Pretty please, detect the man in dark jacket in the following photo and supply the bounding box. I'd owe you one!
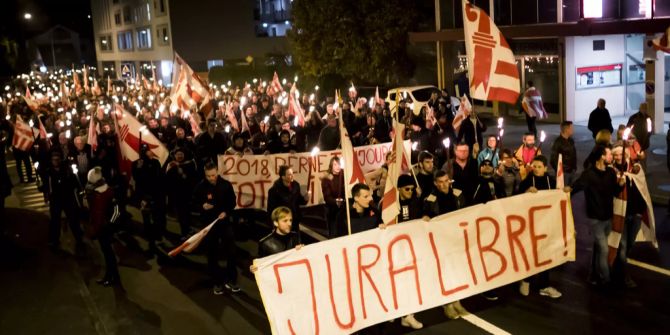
[166,147,198,238]
[318,114,340,151]
[193,162,239,295]
[422,170,460,220]
[396,174,422,223]
[43,151,84,251]
[442,142,479,206]
[571,145,624,286]
[257,206,301,258]
[413,151,435,201]
[550,121,577,186]
[131,145,166,250]
[472,159,507,205]
[195,119,227,168]
[587,99,613,139]
[336,183,380,236]
[627,102,651,152]
[267,165,308,232]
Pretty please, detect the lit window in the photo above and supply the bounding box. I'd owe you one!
[157,25,170,45]
[583,0,602,18]
[207,60,224,69]
[100,35,113,51]
[137,28,152,49]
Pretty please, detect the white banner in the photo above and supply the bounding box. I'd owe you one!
[254,190,575,334]
[218,142,405,209]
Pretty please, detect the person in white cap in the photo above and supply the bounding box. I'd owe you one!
[85,167,121,287]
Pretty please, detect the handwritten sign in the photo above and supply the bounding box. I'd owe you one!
[253,190,575,334]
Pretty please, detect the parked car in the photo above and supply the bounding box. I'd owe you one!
[385,85,439,116]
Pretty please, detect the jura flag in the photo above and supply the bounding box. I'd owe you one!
[339,109,366,199]
[170,53,212,117]
[112,105,169,176]
[267,71,283,97]
[12,115,36,151]
[381,121,406,225]
[23,87,39,112]
[462,0,520,104]
[556,154,564,189]
[168,219,218,257]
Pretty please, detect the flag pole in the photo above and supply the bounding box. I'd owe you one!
[337,101,353,236]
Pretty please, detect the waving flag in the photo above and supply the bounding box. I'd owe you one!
[170,53,213,117]
[168,219,218,257]
[381,121,406,225]
[88,116,99,152]
[72,67,83,96]
[374,86,384,107]
[112,105,169,177]
[12,115,36,151]
[339,108,366,199]
[266,71,283,97]
[107,76,113,94]
[288,83,306,127]
[23,87,39,112]
[83,66,90,93]
[462,0,520,104]
[556,154,564,189]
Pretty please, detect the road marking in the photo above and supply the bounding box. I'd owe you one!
[462,314,511,335]
[629,258,670,277]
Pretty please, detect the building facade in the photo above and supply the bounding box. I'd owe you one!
[411,0,670,132]
[90,0,174,83]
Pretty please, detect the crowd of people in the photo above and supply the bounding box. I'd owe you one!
[0,69,658,331]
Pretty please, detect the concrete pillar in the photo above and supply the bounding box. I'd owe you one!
[654,50,665,134]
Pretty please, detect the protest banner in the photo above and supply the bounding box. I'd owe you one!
[218,141,410,209]
[253,190,575,334]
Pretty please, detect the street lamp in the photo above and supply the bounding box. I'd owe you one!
[24,13,32,20]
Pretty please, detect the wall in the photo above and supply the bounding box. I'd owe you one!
[564,34,626,122]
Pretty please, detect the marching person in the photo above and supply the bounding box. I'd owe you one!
[42,151,84,252]
[165,147,198,239]
[494,148,521,197]
[257,206,301,258]
[611,145,647,288]
[421,170,467,319]
[267,165,309,233]
[442,142,478,206]
[85,167,121,287]
[550,121,577,186]
[571,145,624,287]
[626,102,651,159]
[514,133,542,180]
[193,162,239,295]
[321,157,345,238]
[335,183,380,236]
[517,155,563,298]
[413,151,435,200]
[477,135,499,168]
[588,99,613,139]
[521,81,546,138]
[131,145,166,251]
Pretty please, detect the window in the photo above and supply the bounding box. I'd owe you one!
[123,6,132,23]
[155,0,167,16]
[156,25,169,45]
[99,35,113,51]
[207,60,224,70]
[102,61,116,78]
[114,12,121,26]
[117,31,133,51]
[136,28,152,49]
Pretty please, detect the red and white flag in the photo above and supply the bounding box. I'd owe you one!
[266,71,283,97]
[83,66,90,93]
[170,53,213,118]
[288,83,305,127]
[462,0,520,104]
[168,219,219,257]
[522,86,548,119]
[107,76,113,94]
[240,106,250,134]
[381,121,406,225]
[72,67,83,96]
[92,77,102,96]
[112,105,169,177]
[36,116,50,150]
[225,102,239,132]
[151,62,160,92]
[23,87,39,112]
[556,153,564,189]
[339,108,366,199]
[88,115,98,152]
[12,115,36,151]
[374,86,384,107]
[348,82,358,100]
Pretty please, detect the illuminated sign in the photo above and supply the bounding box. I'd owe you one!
[583,0,603,18]
[576,63,623,90]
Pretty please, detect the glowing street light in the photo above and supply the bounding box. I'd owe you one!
[24,13,32,20]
